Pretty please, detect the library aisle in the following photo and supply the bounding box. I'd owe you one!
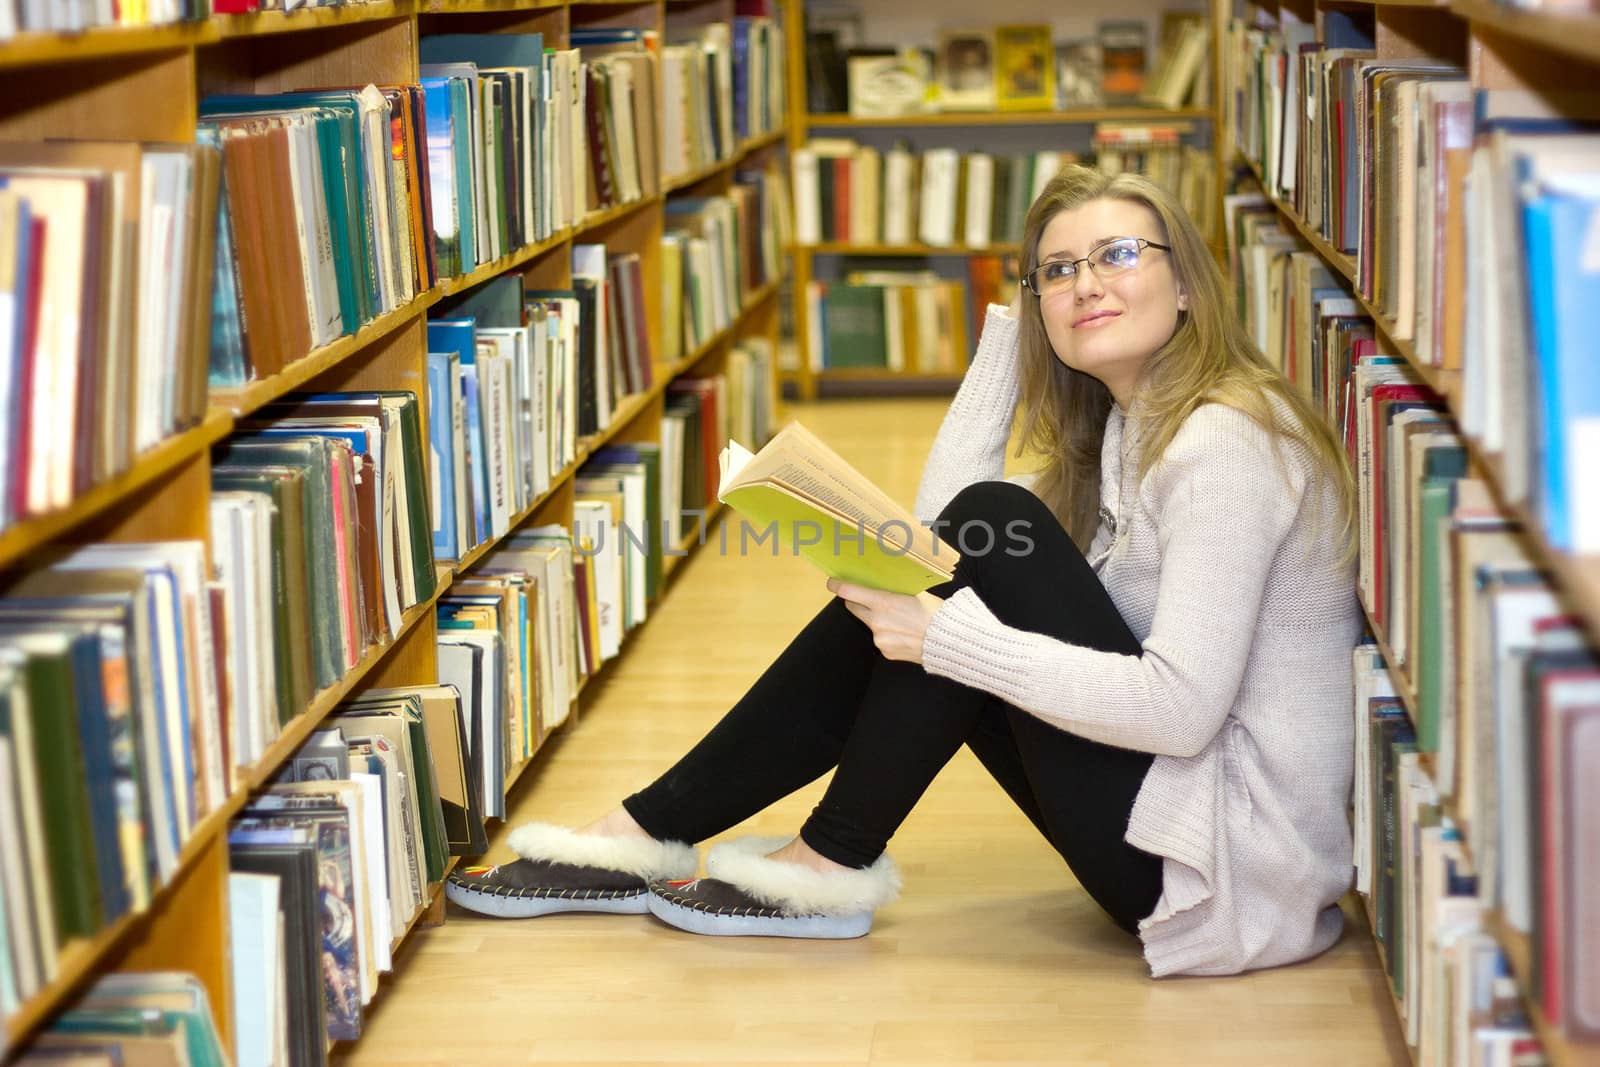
[333,398,1407,1067]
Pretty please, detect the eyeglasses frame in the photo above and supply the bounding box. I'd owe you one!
[1021,237,1174,297]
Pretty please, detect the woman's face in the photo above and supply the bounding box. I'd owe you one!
[1034,198,1186,408]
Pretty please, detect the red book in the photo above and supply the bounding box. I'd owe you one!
[1365,382,1439,630]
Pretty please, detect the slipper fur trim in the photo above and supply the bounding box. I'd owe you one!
[506,823,699,881]
[704,836,901,917]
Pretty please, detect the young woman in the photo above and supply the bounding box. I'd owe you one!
[446,166,1362,977]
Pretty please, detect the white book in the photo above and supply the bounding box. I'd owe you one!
[963,153,994,249]
[881,146,915,247]
[573,499,622,660]
[350,772,393,972]
[791,148,821,245]
[918,148,959,247]
[228,871,284,1067]
[281,119,342,348]
[0,717,42,1002]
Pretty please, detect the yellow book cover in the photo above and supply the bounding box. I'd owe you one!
[717,421,959,594]
[994,25,1056,112]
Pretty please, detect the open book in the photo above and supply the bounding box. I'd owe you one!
[717,422,959,594]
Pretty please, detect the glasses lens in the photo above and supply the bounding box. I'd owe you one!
[1093,239,1142,275]
[1034,261,1075,294]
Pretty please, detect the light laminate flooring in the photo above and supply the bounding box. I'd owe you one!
[334,398,1409,1067]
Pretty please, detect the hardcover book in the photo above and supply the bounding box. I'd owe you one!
[716,421,958,594]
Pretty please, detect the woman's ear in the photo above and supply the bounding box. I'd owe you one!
[1176,287,1188,312]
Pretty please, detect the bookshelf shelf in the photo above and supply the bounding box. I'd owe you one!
[797,241,1021,256]
[0,21,217,70]
[0,408,234,573]
[575,194,661,236]
[416,0,564,13]
[1359,896,1422,1067]
[663,155,739,193]
[0,0,793,1056]
[1237,152,1600,649]
[213,0,413,39]
[1486,913,1600,1067]
[393,857,460,955]
[210,298,427,417]
[805,107,1213,127]
[1448,0,1600,64]
[739,128,787,154]
[435,228,575,299]
[0,561,449,1052]
[811,369,966,382]
[241,561,454,792]
[660,499,722,580]
[2,785,245,1049]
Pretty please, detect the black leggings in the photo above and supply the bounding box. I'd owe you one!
[623,481,1164,934]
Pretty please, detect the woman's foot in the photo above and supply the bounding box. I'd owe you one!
[445,817,698,919]
[645,835,901,940]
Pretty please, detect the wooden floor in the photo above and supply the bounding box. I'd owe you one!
[335,398,1410,1067]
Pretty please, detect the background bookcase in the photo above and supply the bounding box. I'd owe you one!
[779,0,1231,399]
[1223,0,1600,1061]
[0,0,789,1058]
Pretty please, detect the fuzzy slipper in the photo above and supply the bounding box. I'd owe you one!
[445,823,699,919]
[645,835,901,939]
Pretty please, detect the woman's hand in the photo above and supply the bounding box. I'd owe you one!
[827,578,944,664]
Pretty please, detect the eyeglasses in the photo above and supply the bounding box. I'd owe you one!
[1021,237,1172,297]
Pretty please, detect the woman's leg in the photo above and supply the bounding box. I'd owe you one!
[796,480,1164,933]
[629,482,1162,929]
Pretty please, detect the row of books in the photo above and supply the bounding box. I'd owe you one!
[1355,647,1553,1067]
[228,685,483,1064]
[792,134,1214,250]
[1227,19,1599,554]
[201,86,435,384]
[9,972,229,1065]
[0,141,218,527]
[0,0,392,33]
[660,17,787,180]
[803,272,969,374]
[0,390,435,1024]
[211,391,440,770]
[1232,219,1597,1050]
[662,168,791,363]
[426,249,653,561]
[215,367,772,1061]
[806,16,1209,118]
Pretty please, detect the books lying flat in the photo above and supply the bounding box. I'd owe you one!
[716,421,958,595]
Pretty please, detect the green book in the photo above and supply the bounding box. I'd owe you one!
[821,284,889,368]
[6,632,102,941]
[716,422,957,595]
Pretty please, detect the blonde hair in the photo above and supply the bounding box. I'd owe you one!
[1014,165,1355,554]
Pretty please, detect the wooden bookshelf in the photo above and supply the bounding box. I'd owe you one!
[214,0,415,37]
[211,298,428,417]
[784,6,1224,400]
[0,408,233,572]
[1487,913,1600,1067]
[1230,0,1600,1059]
[0,21,218,69]
[806,107,1213,126]
[435,228,576,299]
[1449,0,1600,63]
[0,0,791,1060]
[799,241,1022,256]
[1235,154,1600,649]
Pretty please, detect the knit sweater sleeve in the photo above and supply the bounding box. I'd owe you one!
[920,405,1307,758]
[913,305,1020,525]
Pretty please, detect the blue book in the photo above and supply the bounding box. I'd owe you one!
[421,77,463,279]
[64,628,130,924]
[459,363,491,544]
[196,126,250,388]
[1523,188,1600,553]
[427,351,460,559]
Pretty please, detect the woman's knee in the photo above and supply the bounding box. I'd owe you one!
[934,481,1055,561]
